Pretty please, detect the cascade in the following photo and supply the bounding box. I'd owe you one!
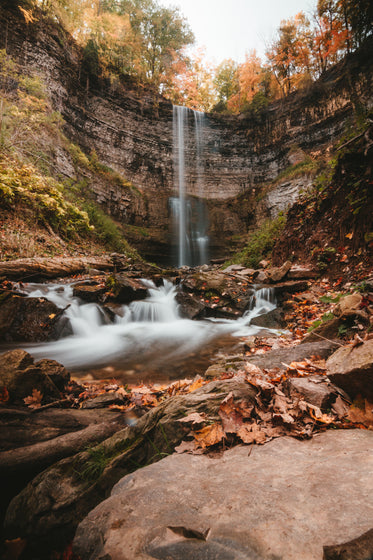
[172,106,209,267]
[15,282,280,376]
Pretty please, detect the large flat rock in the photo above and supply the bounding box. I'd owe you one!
[73,429,373,560]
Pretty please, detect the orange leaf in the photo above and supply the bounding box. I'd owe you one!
[188,378,204,393]
[23,389,43,408]
[194,423,225,448]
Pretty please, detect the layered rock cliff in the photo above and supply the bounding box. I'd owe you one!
[1,6,372,262]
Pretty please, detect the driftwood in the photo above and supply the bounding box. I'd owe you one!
[0,256,114,281]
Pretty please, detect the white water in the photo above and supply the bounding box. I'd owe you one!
[172,106,209,267]
[16,281,277,374]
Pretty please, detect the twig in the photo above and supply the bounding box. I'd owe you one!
[308,332,344,347]
[30,398,71,413]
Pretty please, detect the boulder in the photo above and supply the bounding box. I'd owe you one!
[0,294,64,342]
[73,430,373,560]
[326,340,373,400]
[111,274,148,304]
[73,282,107,303]
[175,291,206,319]
[0,350,68,404]
[4,380,256,555]
[284,376,338,409]
[266,260,292,283]
[287,266,319,280]
[250,308,285,330]
[272,280,309,297]
[245,341,338,371]
[333,293,363,317]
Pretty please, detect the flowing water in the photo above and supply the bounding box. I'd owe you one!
[172,106,209,267]
[15,280,278,382]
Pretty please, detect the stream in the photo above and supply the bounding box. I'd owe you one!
[16,279,278,383]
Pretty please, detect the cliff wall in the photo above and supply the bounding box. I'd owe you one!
[1,7,372,261]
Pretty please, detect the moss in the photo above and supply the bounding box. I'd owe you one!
[226,214,286,269]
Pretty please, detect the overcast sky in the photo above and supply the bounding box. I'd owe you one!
[158,0,317,63]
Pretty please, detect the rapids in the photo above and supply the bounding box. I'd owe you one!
[16,280,278,381]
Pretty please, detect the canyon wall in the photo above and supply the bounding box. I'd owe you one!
[1,7,373,261]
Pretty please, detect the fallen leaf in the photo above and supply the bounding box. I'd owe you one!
[219,396,244,432]
[348,400,373,427]
[177,412,207,425]
[331,396,349,419]
[237,422,267,444]
[194,423,225,448]
[23,389,43,408]
[174,440,198,454]
[188,377,204,393]
[345,232,353,239]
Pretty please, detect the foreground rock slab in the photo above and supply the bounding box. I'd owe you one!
[73,430,373,560]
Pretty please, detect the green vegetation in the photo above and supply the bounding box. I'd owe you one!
[227,214,286,269]
[0,158,90,236]
[274,157,318,185]
[0,49,139,258]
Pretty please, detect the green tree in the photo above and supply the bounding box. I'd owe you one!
[213,59,239,107]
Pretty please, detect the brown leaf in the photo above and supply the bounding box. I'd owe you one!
[194,423,225,448]
[219,393,244,433]
[331,396,349,419]
[174,441,198,454]
[237,422,267,444]
[177,412,207,425]
[348,400,373,428]
[23,389,43,408]
[273,412,295,425]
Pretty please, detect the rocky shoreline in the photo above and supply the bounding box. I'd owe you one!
[0,255,372,560]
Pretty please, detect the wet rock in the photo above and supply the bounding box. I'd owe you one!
[326,340,373,400]
[111,274,148,304]
[73,430,373,560]
[73,282,107,303]
[266,261,292,283]
[3,380,256,555]
[0,293,64,342]
[323,528,373,560]
[284,375,338,409]
[176,291,206,319]
[250,308,285,330]
[253,270,268,283]
[246,341,338,371]
[0,350,66,404]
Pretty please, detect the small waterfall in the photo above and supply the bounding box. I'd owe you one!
[172,106,209,267]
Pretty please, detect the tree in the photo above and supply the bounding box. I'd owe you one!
[266,12,313,95]
[227,50,263,112]
[213,59,239,108]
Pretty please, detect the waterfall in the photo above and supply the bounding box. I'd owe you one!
[172,106,209,267]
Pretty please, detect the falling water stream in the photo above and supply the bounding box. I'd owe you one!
[16,280,278,383]
[171,106,209,267]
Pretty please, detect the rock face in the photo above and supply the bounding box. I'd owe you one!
[326,340,373,400]
[0,350,69,404]
[1,6,373,261]
[73,429,373,560]
[0,293,64,342]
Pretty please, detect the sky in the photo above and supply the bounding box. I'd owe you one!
[158,0,317,64]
